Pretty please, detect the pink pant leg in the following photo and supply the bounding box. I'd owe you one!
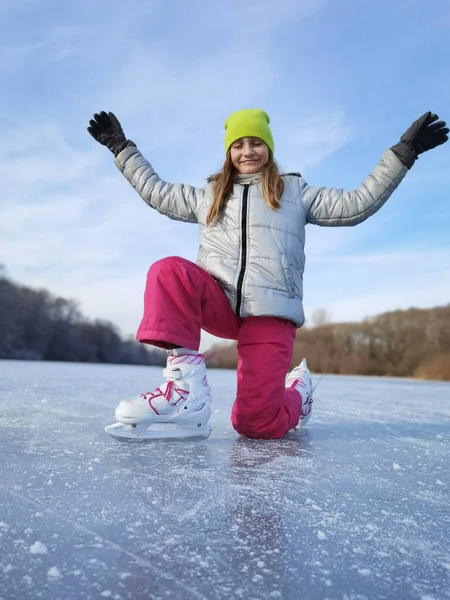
[137,256,239,349]
[231,317,302,439]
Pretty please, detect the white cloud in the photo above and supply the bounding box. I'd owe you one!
[278,111,354,170]
[0,26,89,76]
[211,0,325,35]
[0,122,102,196]
[304,248,450,324]
[104,46,277,157]
[90,0,327,166]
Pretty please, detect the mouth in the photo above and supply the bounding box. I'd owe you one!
[240,159,259,164]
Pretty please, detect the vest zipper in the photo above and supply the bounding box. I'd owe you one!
[236,184,249,317]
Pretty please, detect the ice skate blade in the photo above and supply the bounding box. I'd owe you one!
[105,421,212,442]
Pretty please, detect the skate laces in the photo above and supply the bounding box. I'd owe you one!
[288,370,313,418]
[300,393,313,417]
[290,378,313,416]
[139,381,189,406]
[138,354,207,410]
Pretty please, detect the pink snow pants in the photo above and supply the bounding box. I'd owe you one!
[137,257,302,439]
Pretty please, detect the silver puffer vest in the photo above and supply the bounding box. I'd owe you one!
[115,147,407,326]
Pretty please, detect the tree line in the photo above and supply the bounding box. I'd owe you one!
[205,305,450,381]
[2,268,448,379]
[0,268,165,365]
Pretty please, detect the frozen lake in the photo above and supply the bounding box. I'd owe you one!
[0,359,449,600]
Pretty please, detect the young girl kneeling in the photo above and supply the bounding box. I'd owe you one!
[88,108,447,441]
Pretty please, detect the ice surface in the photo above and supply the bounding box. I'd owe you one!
[0,359,449,600]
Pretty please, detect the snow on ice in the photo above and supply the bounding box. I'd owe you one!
[0,359,449,600]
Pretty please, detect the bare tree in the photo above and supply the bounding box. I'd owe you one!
[308,308,332,328]
[207,305,450,381]
[0,271,166,365]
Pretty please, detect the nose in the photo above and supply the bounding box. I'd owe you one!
[242,142,255,156]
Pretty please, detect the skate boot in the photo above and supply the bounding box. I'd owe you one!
[286,358,313,428]
[105,353,212,441]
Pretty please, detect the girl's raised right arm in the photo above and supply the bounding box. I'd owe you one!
[88,111,202,223]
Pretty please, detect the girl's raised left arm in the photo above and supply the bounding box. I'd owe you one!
[303,112,447,227]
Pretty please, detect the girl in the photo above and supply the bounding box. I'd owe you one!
[88,108,448,441]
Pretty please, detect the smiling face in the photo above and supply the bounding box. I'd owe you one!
[229,136,270,174]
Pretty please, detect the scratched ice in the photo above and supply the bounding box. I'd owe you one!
[1,360,449,600]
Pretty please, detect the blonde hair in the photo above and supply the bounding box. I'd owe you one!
[206,152,284,226]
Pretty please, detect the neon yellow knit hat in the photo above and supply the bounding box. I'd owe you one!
[224,108,274,154]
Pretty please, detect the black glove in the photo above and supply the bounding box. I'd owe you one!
[87,111,135,157]
[391,112,448,169]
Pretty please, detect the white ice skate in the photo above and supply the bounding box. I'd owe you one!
[286,358,313,428]
[105,353,212,441]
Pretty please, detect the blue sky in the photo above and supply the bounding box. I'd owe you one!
[1,0,449,350]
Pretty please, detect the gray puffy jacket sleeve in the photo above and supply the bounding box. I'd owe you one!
[303,149,408,226]
[114,145,203,223]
